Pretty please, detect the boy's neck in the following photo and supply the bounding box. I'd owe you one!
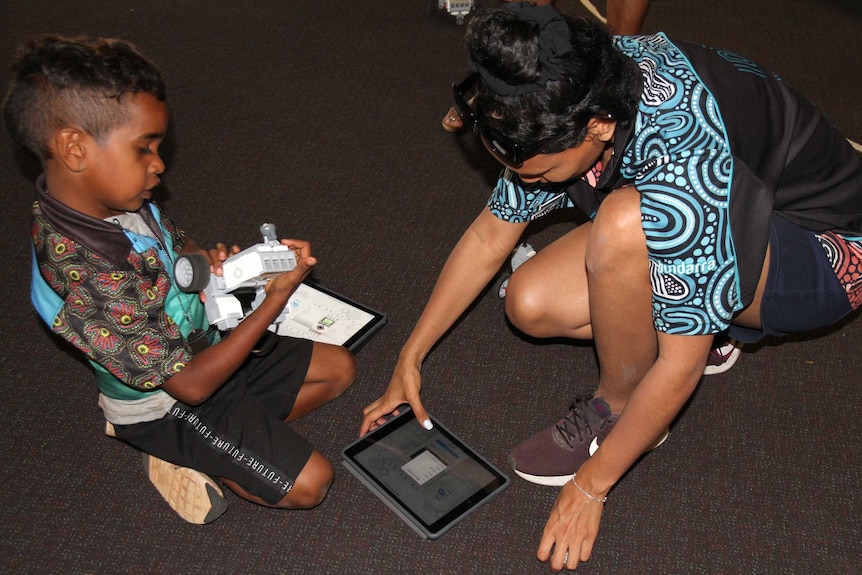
[42,164,125,220]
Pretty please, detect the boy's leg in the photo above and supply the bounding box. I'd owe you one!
[106,421,228,524]
[236,339,355,509]
[115,390,322,511]
[285,342,355,422]
[242,339,355,423]
[114,337,352,513]
[143,452,229,523]
[224,337,355,508]
[218,450,334,510]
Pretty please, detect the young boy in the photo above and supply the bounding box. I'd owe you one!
[3,34,356,523]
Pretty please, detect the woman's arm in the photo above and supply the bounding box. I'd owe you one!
[360,207,528,433]
[538,332,712,571]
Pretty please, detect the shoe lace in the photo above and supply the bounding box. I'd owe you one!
[708,343,733,363]
[708,335,736,363]
[707,348,725,364]
[555,396,603,448]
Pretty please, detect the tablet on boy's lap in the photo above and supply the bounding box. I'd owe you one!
[342,406,510,539]
[275,281,386,352]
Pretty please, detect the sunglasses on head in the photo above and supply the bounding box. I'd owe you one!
[452,73,556,168]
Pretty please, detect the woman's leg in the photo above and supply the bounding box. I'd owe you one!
[606,0,651,35]
[504,221,594,340]
[585,188,657,412]
[505,188,657,412]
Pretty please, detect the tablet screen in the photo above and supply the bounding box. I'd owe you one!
[342,407,510,539]
[274,281,386,351]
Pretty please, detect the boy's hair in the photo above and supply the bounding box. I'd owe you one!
[466,7,641,153]
[3,34,166,162]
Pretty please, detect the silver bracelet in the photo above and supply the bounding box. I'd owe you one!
[571,473,608,503]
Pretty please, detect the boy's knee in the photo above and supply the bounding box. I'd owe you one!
[278,452,333,510]
[286,478,332,510]
[333,349,356,394]
[315,344,356,396]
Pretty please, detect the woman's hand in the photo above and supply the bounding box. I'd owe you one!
[360,359,430,436]
[537,480,606,572]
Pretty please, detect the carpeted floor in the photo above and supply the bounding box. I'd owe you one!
[1,1,860,573]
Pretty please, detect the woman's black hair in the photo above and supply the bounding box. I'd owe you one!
[466,5,642,152]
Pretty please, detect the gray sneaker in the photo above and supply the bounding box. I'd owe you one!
[508,397,618,487]
[496,242,536,298]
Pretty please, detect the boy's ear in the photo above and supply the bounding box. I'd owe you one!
[53,127,88,172]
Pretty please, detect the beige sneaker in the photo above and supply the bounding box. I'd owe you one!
[143,453,229,524]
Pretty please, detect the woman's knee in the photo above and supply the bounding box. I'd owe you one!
[503,226,594,338]
[587,187,646,273]
[503,270,549,335]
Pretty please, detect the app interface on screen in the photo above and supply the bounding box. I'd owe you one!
[355,421,496,524]
[275,284,375,345]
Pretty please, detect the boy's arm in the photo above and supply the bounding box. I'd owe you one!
[161,239,315,405]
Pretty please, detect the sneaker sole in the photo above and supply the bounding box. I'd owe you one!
[511,428,671,487]
[144,453,229,524]
[512,467,574,487]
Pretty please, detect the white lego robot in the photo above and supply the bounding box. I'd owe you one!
[434,0,475,24]
[173,223,297,331]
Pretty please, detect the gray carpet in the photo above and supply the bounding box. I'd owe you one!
[1,1,860,573]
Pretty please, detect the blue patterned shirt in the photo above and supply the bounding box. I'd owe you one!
[488,34,862,335]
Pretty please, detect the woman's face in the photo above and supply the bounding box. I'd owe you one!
[503,119,615,184]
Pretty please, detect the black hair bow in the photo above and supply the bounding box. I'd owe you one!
[471,3,572,97]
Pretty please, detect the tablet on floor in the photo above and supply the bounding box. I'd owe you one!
[342,406,510,539]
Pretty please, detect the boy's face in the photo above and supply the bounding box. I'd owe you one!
[72,93,168,219]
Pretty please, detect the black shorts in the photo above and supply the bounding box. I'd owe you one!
[113,335,315,505]
[728,214,855,343]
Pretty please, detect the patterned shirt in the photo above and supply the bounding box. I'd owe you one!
[489,33,862,335]
[31,180,207,401]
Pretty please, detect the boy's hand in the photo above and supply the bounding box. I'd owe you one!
[203,243,241,276]
[264,238,316,296]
